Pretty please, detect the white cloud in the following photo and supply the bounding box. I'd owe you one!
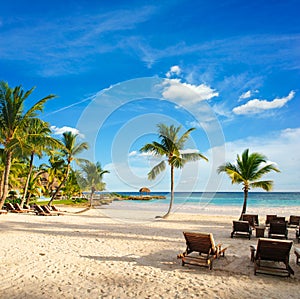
[166,65,181,78]
[239,90,252,100]
[233,91,295,115]
[162,78,219,105]
[51,125,84,137]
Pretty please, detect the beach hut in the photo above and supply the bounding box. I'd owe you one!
[139,187,150,195]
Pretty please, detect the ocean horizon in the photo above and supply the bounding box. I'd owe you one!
[110,191,300,208]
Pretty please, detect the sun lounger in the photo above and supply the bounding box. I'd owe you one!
[6,203,23,213]
[288,215,300,228]
[265,215,277,226]
[14,203,32,213]
[34,205,54,216]
[178,232,229,270]
[41,205,62,215]
[268,221,288,239]
[231,220,252,239]
[0,209,8,214]
[250,238,294,277]
[241,214,259,228]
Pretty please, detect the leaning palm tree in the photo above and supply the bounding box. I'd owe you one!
[79,161,109,207]
[0,81,55,209]
[140,123,208,218]
[217,148,280,219]
[48,131,88,205]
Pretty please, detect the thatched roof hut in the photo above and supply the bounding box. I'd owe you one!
[139,187,150,194]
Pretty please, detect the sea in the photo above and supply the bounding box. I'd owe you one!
[114,191,300,208]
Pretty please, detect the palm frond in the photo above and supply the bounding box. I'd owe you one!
[148,161,166,180]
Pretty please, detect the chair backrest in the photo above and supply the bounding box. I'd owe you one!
[183,232,215,255]
[269,221,287,235]
[14,203,23,211]
[256,238,292,262]
[6,203,15,211]
[241,214,259,227]
[41,205,52,213]
[266,214,277,225]
[288,215,300,226]
[35,205,45,213]
[233,220,250,232]
[274,216,286,222]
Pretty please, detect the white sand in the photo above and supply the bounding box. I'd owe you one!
[0,204,299,299]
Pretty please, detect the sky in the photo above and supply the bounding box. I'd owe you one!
[0,0,299,192]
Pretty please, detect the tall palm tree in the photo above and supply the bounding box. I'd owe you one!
[48,131,88,205]
[140,123,208,218]
[79,161,109,207]
[217,148,280,219]
[18,119,62,207]
[0,81,55,209]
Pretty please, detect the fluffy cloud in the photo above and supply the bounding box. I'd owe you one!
[166,65,181,78]
[239,90,252,100]
[233,91,295,115]
[51,125,84,137]
[162,78,219,105]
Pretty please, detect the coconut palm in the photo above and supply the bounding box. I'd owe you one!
[0,81,55,209]
[18,119,62,207]
[79,161,109,207]
[140,123,208,218]
[217,148,280,219]
[48,131,88,205]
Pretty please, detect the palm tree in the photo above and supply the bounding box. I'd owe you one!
[217,148,280,219]
[79,161,109,207]
[48,131,88,205]
[18,119,62,207]
[140,123,208,218]
[0,81,55,209]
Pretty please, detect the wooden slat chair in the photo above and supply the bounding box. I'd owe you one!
[41,205,62,216]
[288,215,300,228]
[268,221,288,239]
[178,232,229,270]
[250,238,294,277]
[241,214,259,228]
[14,203,31,213]
[265,214,277,226]
[231,220,252,239]
[6,203,22,213]
[34,205,53,216]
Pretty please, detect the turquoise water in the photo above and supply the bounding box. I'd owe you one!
[117,192,300,208]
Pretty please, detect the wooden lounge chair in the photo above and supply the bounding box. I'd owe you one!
[288,215,300,228]
[241,214,259,228]
[250,238,294,277]
[14,203,32,213]
[265,215,277,226]
[34,205,53,216]
[178,232,229,270]
[268,221,288,239]
[231,220,252,239]
[41,205,62,215]
[6,202,22,213]
[0,209,8,214]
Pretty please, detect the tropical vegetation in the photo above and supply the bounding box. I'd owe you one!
[140,123,208,218]
[0,81,108,209]
[217,148,280,219]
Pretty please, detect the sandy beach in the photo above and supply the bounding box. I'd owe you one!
[0,204,299,299]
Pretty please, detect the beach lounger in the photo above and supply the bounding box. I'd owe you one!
[34,205,53,216]
[231,220,252,239]
[178,232,229,270]
[288,215,300,228]
[0,209,8,214]
[14,203,32,213]
[41,205,62,215]
[6,203,23,213]
[265,215,277,226]
[268,221,288,239]
[250,238,294,277]
[241,214,259,228]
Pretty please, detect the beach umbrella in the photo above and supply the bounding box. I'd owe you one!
[139,187,150,194]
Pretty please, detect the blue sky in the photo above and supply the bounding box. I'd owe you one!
[1,0,299,192]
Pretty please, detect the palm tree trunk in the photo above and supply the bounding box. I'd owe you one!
[0,150,12,209]
[239,188,248,220]
[20,152,34,208]
[48,164,70,206]
[162,165,174,218]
